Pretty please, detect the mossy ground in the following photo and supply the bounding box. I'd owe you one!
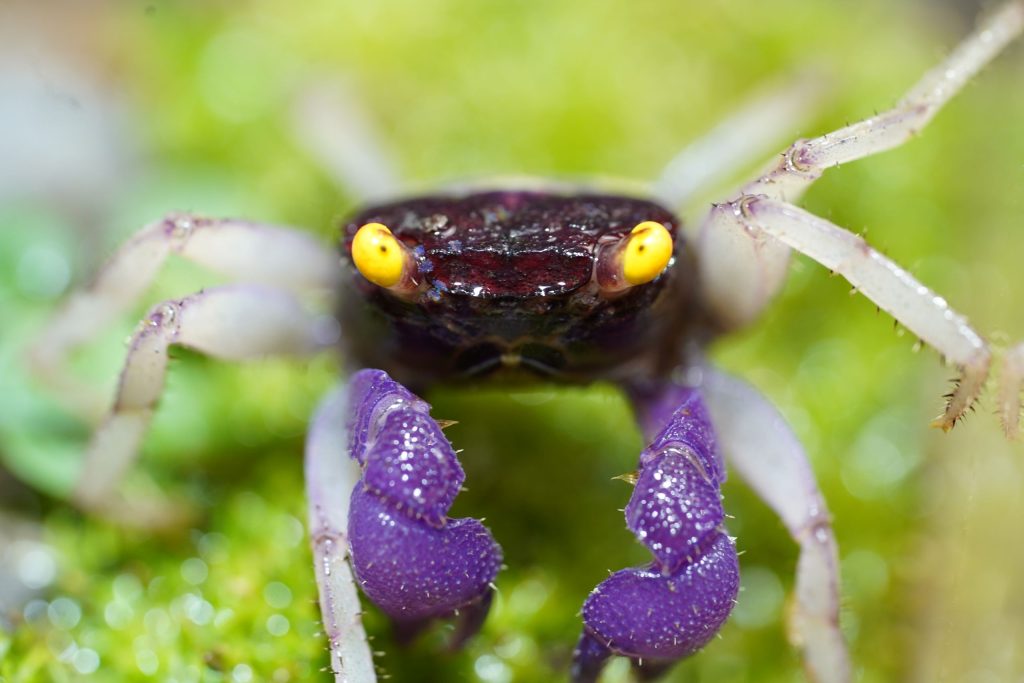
[3,1,1024,681]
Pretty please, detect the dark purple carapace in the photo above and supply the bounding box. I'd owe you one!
[338,190,737,682]
[339,190,697,385]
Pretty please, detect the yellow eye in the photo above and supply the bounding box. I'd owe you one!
[352,222,407,288]
[622,221,673,285]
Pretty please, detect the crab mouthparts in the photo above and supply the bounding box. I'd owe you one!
[453,341,567,378]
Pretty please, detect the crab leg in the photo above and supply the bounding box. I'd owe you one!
[305,382,377,683]
[572,381,740,682]
[30,213,338,420]
[697,0,1024,331]
[701,367,849,683]
[291,79,402,202]
[73,285,328,524]
[653,70,826,209]
[727,196,989,429]
[343,370,502,645]
[747,0,1024,205]
[999,343,1024,438]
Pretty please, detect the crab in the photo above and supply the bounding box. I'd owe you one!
[27,2,1024,681]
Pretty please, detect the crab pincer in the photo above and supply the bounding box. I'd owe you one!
[345,369,503,643]
[572,384,740,682]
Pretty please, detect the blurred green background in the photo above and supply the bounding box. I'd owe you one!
[1,1,1023,681]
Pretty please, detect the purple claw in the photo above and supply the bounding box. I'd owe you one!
[386,585,494,650]
[349,487,501,621]
[449,586,495,651]
[570,631,612,683]
[361,409,465,527]
[574,383,739,681]
[346,367,426,465]
[625,450,724,574]
[581,534,738,660]
[346,369,502,640]
[635,382,725,483]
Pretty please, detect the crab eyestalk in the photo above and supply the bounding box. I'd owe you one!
[351,222,419,294]
[595,221,674,294]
